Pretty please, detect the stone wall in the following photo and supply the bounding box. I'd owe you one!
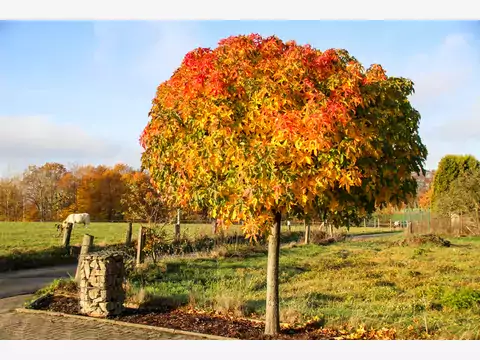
[78,251,126,317]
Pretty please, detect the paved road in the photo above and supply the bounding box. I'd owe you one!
[0,264,77,299]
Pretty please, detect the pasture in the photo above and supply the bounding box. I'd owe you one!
[0,220,396,272]
[0,221,395,257]
[0,221,239,257]
[126,234,480,339]
[0,221,242,271]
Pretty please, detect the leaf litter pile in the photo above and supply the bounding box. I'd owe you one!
[395,234,451,247]
[33,294,396,340]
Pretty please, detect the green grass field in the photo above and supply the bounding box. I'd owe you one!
[0,221,397,257]
[125,234,480,339]
[0,220,399,272]
[0,221,244,256]
[0,221,243,271]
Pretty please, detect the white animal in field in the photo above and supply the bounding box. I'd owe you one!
[393,221,401,228]
[62,213,91,229]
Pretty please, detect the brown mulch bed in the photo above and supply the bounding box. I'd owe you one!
[31,295,396,340]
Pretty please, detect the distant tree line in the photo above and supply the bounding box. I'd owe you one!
[0,162,205,223]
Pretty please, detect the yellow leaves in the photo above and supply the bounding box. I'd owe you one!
[142,34,426,239]
[301,194,308,205]
[294,138,303,150]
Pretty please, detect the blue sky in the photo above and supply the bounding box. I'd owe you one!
[0,20,479,176]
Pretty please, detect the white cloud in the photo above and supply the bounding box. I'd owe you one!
[403,33,480,170]
[427,100,480,143]
[0,115,126,176]
[406,33,477,105]
[422,99,480,170]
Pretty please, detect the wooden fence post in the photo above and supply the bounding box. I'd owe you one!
[75,234,94,283]
[304,220,311,244]
[125,222,132,246]
[363,218,366,228]
[175,209,181,240]
[406,221,413,235]
[136,226,145,267]
[212,218,218,235]
[389,219,392,230]
[62,223,73,250]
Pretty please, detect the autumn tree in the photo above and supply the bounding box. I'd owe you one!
[432,155,480,211]
[76,164,131,221]
[121,170,167,223]
[140,34,427,335]
[0,177,24,221]
[21,162,68,221]
[56,171,81,219]
[418,186,433,210]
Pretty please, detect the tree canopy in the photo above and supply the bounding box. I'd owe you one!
[435,167,480,216]
[140,34,427,238]
[432,155,480,211]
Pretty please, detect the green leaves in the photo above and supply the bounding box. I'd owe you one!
[140,34,427,237]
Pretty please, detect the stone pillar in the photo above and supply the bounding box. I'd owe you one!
[78,251,126,317]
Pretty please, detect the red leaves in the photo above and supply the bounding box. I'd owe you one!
[141,33,426,236]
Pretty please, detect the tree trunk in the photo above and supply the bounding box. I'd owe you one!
[265,211,281,336]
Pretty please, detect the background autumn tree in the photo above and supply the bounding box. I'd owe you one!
[0,162,165,222]
[56,170,81,219]
[21,163,68,221]
[140,34,427,335]
[76,164,132,221]
[0,177,24,221]
[121,170,167,223]
[418,186,433,210]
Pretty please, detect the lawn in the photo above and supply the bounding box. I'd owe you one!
[125,234,480,339]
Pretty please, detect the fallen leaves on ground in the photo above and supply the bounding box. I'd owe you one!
[33,295,397,340]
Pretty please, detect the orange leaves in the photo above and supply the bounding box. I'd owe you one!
[418,186,433,209]
[141,33,427,237]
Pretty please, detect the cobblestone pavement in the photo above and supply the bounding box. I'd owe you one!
[0,295,199,340]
